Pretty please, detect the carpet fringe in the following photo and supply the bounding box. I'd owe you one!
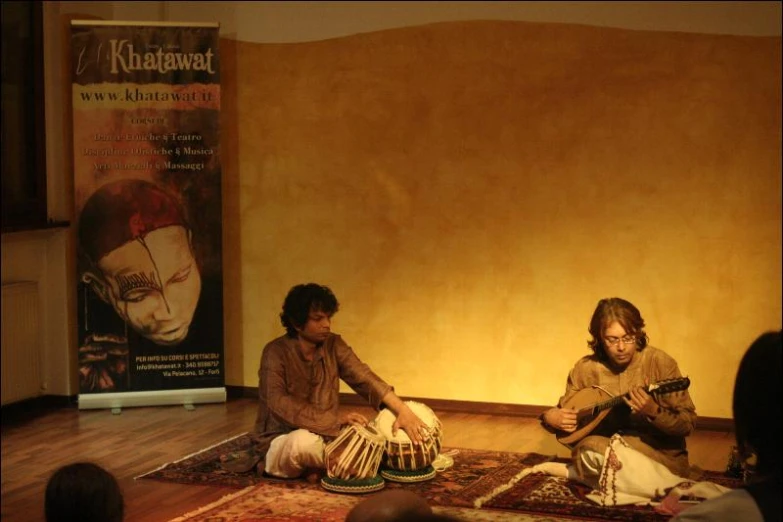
[473,466,537,508]
[134,432,249,480]
[166,485,257,521]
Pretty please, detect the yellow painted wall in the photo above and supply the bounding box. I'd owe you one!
[221,21,781,418]
[6,2,778,414]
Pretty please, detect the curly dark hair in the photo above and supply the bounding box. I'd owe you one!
[280,283,340,337]
[733,330,781,474]
[45,462,124,522]
[587,297,649,360]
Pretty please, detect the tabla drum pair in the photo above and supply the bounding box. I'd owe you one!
[374,400,443,482]
[320,400,444,493]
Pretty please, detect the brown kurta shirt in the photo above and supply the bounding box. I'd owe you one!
[253,333,392,458]
[559,346,697,475]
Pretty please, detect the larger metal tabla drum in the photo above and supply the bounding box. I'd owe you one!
[373,400,443,482]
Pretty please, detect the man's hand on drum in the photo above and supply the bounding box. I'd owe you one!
[339,411,369,428]
[392,405,429,446]
[544,407,578,433]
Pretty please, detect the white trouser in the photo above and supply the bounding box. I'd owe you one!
[577,447,604,477]
[264,429,325,478]
[534,447,603,489]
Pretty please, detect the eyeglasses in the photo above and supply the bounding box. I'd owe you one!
[604,335,636,347]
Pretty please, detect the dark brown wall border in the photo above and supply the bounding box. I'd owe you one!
[228,386,733,432]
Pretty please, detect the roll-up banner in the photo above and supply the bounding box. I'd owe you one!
[71,21,225,410]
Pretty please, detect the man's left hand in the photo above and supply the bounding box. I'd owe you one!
[625,386,659,418]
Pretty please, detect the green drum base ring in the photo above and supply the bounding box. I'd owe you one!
[320,474,385,494]
[380,465,437,483]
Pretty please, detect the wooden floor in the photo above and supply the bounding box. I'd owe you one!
[1,397,735,522]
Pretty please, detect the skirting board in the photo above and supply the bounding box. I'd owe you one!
[78,387,226,410]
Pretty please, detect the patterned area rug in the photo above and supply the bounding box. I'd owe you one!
[138,432,741,522]
[168,485,572,522]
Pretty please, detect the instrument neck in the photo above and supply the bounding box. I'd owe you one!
[594,393,629,413]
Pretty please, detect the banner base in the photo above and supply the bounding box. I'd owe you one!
[77,387,226,410]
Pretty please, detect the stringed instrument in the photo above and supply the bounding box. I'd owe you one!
[555,377,691,446]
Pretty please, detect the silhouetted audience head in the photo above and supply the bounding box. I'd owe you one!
[346,490,436,522]
[733,330,782,476]
[45,462,124,522]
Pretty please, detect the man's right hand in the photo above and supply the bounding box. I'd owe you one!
[544,407,578,432]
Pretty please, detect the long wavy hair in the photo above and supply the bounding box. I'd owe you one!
[587,297,649,361]
[280,283,339,337]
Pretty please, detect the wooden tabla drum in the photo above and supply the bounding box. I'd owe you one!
[323,423,385,481]
[373,400,443,478]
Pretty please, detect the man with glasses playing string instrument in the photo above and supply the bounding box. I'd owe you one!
[540,297,698,485]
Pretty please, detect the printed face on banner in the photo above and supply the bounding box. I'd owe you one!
[94,225,202,346]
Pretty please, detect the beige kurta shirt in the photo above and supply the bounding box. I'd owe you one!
[253,333,392,458]
[559,346,697,473]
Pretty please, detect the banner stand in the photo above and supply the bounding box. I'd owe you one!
[71,21,225,411]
